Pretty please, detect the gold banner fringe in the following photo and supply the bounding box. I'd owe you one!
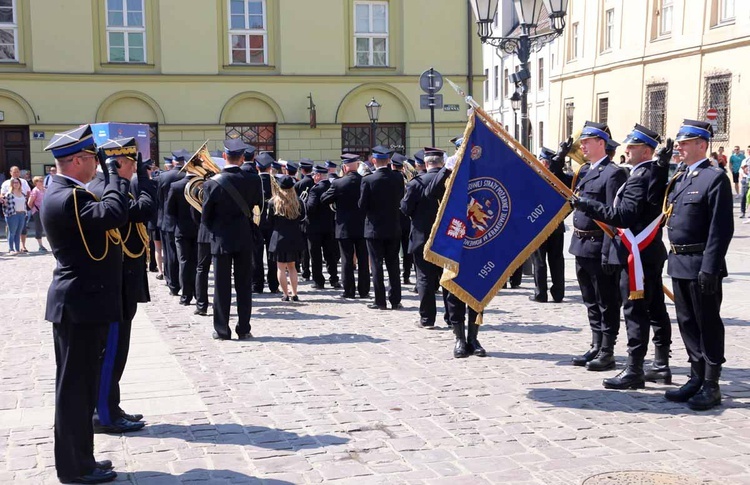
[629,290,645,300]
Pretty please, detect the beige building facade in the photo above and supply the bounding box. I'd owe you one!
[549,0,750,157]
[0,0,483,177]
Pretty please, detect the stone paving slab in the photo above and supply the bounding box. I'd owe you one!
[1,212,750,484]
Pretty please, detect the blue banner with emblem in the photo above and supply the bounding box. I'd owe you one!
[424,111,572,314]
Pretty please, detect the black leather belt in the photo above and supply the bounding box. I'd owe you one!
[670,243,705,254]
[573,229,604,238]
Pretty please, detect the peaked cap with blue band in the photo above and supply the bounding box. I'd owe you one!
[324,160,338,169]
[171,149,190,162]
[449,136,464,148]
[579,121,612,143]
[313,165,328,174]
[413,149,425,165]
[299,158,314,169]
[99,137,138,161]
[341,153,360,163]
[606,139,620,152]
[286,161,299,174]
[224,138,249,157]
[539,147,556,161]
[622,123,662,148]
[371,145,393,160]
[675,119,713,142]
[255,152,275,169]
[244,145,257,161]
[390,153,408,165]
[44,125,97,159]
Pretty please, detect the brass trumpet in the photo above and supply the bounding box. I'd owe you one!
[182,141,221,213]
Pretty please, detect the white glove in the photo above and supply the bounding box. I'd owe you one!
[445,154,458,171]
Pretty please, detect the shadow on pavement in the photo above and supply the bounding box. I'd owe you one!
[124,469,293,484]
[133,423,349,449]
[485,350,575,364]
[252,333,388,344]
[527,387,732,415]
[482,321,577,333]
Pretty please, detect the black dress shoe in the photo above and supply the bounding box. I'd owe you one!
[391,303,403,310]
[367,303,388,310]
[155,273,164,280]
[95,460,114,470]
[194,309,207,316]
[252,287,263,294]
[340,293,356,299]
[603,366,645,390]
[212,331,230,340]
[59,468,117,484]
[169,289,179,296]
[331,282,342,289]
[93,417,145,434]
[311,283,325,290]
[179,300,191,306]
[118,408,143,422]
[237,333,253,341]
[415,321,436,329]
[403,277,411,285]
[586,351,616,371]
[571,347,600,366]
[528,295,547,303]
[358,293,371,299]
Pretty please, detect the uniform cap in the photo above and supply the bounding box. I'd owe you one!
[223,138,248,157]
[324,160,338,169]
[276,174,296,189]
[171,149,190,162]
[579,121,612,143]
[622,123,661,149]
[255,152,275,169]
[371,145,393,160]
[299,158,314,169]
[423,147,445,157]
[44,125,97,158]
[539,147,556,161]
[244,145,257,161]
[271,161,283,171]
[313,165,328,174]
[449,136,464,148]
[606,139,620,152]
[341,153,361,164]
[285,161,299,174]
[675,119,713,142]
[99,137,138,161]
[413,150,425,165]
[391,153,408,165]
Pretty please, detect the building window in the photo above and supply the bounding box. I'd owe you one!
[598,97,609,125]
[228,0,267,65]
[702,74,731,139]
[565,103,574,138]
[603,9,614,51]
[503,68,509,98]
[106,0,146,63]
[643,83,668,140]
[538,58,544,90]
[569,22,579,60]
[0,0,17,61]
[354,1,388,67]
[538,121,544,150]
[148,124,159,165]
[488,69,490,100]
[493,66,499,100]
[341,123,405,161]
[720,0,735,22]
[226,123,276,157]
[660,0,673,35]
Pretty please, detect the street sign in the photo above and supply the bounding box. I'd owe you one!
[33,131,45,140]
[419,68,443,94]
[706,108,718,121]
[443,104,460,112]
[420,94,443,110]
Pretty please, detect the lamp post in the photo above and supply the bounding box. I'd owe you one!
[565,102,575,138]
[470,0,568,150]
[510,91,521,141]
[365,97,381,149]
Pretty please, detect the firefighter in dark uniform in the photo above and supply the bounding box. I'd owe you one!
[167,168,200,307]
[240,145,266,295]
[651,120,733,410]
[424,151,486,358]
[295,158,315,280]
[321,153,370,299]
[241,145,258,174]
[531,144,573,303]
[156,150,186,296]
[391,153,414,285]
[414,149,427,175]
[573,124,675,390]
[570,121,628,371]
[326,160,340,180]
[359,145,405,310]
[305,165,341,289]
[192,195,212,316]
[401,147,446,328]
[254,153,280,293]
[42,126,129,483]
[202,139,264,340]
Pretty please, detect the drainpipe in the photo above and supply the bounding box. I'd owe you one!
[467,2,474,96]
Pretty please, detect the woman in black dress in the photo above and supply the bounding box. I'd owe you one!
[268,175,305,301]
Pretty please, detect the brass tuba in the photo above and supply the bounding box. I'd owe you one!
[567,129,586,167]
[182,141,221,213]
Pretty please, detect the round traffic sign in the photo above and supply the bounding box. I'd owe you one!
[419,68,443,94]
[706,108,718,121]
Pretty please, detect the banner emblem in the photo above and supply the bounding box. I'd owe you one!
[465,177,511,249]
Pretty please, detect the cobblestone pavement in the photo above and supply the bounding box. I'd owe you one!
[1,212,750,484]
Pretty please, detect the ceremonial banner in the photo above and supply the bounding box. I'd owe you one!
[425,111,572,314]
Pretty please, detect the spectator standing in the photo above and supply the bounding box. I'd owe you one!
[27,176,48,252]
[44,166,57,188]
[717,146,728,171]
[268,175,305,302]
[730,146,744,197]
[0,166,30,196]
[3,179,27,255]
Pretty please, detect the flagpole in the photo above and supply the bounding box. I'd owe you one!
[446,78,675,303]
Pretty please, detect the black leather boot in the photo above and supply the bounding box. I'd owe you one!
[665,361,704,402]
[466,323,486,357]
[687,364,722,411]
[453,322,469,358]
[644,346,672,384]
[603,356,645,389]
[572,332,602,367]
[586,348,616,371]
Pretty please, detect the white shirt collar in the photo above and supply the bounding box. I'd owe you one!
[589,156,608,170]
[685,158,708,175]
[630,160,651,174]
[58,173,89,188]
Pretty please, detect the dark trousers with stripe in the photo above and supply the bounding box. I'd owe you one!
[673,277,725,366]
[413,246,442,326]
[163,230,180,293]
[195,242,212,313]
[176,236,197,304]
[54,320,108,479]
[308,232,339,286]
[575,256,622,349]
[213,250,253,338]
[621,260,671,359]
[366,238,402,308]
[339,238,370,298]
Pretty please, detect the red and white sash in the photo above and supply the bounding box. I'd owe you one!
[617,215,663,299]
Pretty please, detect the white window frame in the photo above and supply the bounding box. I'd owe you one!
[228,0,268,65]
[659,0,673,35]
[604,9,614,51]
[570,22,579,60]
[353,1,389,67]
[719,0,734,23]
[538,57,544,90]
[0,0,18,62]
[105,0,147,63]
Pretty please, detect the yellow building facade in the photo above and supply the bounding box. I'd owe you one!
[549,0,750,156]
[0,0,483,177]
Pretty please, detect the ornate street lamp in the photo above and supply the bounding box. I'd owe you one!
[510,91,521,141]
[366,97,381,148]
[470,0,568,150]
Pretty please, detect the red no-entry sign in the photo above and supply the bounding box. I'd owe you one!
[706,108,718,121]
